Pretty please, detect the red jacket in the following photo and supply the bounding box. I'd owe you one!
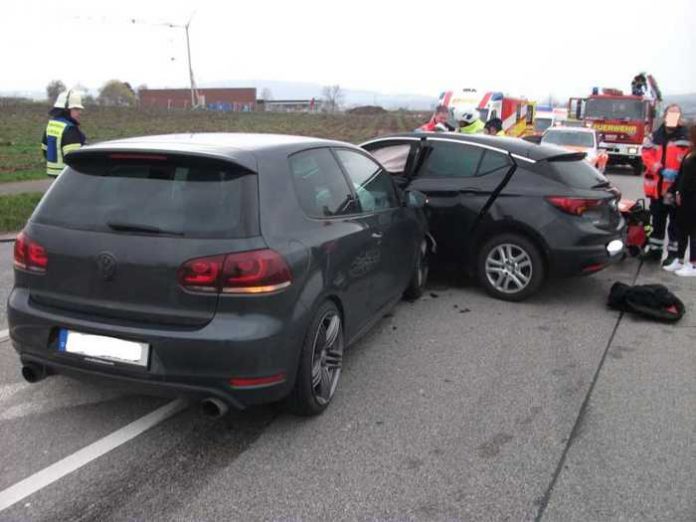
[642,125,690,198]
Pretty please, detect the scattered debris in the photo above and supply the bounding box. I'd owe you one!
[429,292,439,298]
[459,308,471,314]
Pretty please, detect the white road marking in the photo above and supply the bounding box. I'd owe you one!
[0,398,187,512]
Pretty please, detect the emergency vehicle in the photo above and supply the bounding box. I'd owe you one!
[438,89,536,137]
[567,74,662,175]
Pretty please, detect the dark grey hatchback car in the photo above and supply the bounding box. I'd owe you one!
[9,133,429,416]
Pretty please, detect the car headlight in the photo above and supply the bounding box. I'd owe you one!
[627,147,638,155]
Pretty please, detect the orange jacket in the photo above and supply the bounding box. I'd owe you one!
[642,125,690,199]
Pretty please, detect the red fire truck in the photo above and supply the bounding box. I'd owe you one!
[567,74,662,175]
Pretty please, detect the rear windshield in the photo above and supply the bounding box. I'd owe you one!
[543,131,594,148]
[32,154,259,238]
[545,159,609,190]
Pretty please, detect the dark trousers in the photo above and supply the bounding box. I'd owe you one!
[648,198,678,253]
[676,228,696,261]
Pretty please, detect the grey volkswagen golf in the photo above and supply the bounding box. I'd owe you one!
[9,133,429,416]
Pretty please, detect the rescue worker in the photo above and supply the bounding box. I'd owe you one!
[418,105,455,132]
[484,118,505,136]
[641,104,690,265]
[454,106,485,134]
[41,90,86,177]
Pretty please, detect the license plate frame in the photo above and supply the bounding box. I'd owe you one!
[58,329,150,368]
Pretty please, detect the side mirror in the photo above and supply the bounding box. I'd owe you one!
[404,190,427,209]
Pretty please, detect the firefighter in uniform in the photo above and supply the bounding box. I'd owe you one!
[454,106,485,134]
[41,90,86,177]
[641,104,690,264]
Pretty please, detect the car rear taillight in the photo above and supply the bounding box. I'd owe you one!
[546,196,603,216]
[178,249,292,294]
[14,232,48,273]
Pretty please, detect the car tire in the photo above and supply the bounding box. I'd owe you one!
[403,239,429,301]
[477,233,545,302]
[285,301,344,416]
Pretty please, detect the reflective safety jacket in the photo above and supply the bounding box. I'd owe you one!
[641,125,689,199]
[458,119,485,134]
[41,114,85,177]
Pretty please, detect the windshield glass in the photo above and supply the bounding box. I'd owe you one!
[585,98,645,120]
[535,118,553,132]
[33,155,258,238]
[477,108,489,122]
[542,131,595,148]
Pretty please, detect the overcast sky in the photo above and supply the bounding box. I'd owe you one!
[5,0,696,100]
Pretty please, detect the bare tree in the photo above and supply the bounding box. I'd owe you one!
[46,80,66,105]
[322,85,344,113]
[260,88,273,101]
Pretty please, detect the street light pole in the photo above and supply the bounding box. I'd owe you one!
[184,20,196,108]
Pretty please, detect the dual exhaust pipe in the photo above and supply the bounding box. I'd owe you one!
[21,363,229,418]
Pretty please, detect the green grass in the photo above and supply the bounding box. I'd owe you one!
[0,192,43,232]
[0,103,427,184]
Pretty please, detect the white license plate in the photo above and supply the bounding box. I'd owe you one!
[58,330,149,367]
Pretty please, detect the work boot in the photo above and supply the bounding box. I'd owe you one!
[661,254,678,268]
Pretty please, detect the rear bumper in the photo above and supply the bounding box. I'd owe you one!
[548,238,625,277]
[8,288,309,408]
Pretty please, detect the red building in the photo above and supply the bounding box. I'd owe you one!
[139,88,257,111]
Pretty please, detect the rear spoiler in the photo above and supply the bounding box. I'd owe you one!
[543,152,587,162]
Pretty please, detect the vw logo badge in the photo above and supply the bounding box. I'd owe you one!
[96,252,117,281]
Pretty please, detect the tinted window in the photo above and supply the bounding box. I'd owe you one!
[33,156,258,238]
[547,160,608,189]
[368,144,412,174]
[289,148,356,218]
[543,130,595,148]
[477,150,512,176]
[422,141,483,178]
[335,149,399,212]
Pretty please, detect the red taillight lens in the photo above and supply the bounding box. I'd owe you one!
[546,196,603,216]
[221,250,292,294]
[14,232,47,272]
[177,255,225,292]
[177,249,292,294]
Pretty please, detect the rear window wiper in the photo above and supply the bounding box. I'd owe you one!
[591,180,611,189]
[107,221,184,236]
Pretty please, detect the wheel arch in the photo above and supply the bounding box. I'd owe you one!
[472,220,551,275]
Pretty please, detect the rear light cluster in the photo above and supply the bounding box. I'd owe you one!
[178,249,292,295]
[546,196,603,216]
[14,232,48,273]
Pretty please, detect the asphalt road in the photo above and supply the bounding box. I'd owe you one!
[0,170,694,521]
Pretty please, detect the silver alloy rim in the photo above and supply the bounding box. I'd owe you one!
[485,243,533,294]
[311,311,343,405]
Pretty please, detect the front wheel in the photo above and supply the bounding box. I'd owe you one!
[477,234,545,302]
[285,301,344,416]
[403,239,429,301]
[632,158,643,176]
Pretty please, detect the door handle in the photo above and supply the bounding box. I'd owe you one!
[371,231,384,239]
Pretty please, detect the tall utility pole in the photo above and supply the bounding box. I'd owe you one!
[184,18,197,109]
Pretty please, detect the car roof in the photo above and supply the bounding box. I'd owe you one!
[362,132,572,162]
[545,126,595,133]
[67,133,352,172]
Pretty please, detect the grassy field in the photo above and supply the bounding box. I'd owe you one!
[0,103,427,184]
[0,193,43,232]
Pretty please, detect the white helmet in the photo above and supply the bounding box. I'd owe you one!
[54,90,84,110]
[454,105,480,125]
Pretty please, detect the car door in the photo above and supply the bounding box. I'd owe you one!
[333,148,417,308]
[288,147,381,337]
[406,138,514,260]
[361,138,422,190]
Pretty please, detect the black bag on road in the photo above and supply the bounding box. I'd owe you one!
[608,282,685,322]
